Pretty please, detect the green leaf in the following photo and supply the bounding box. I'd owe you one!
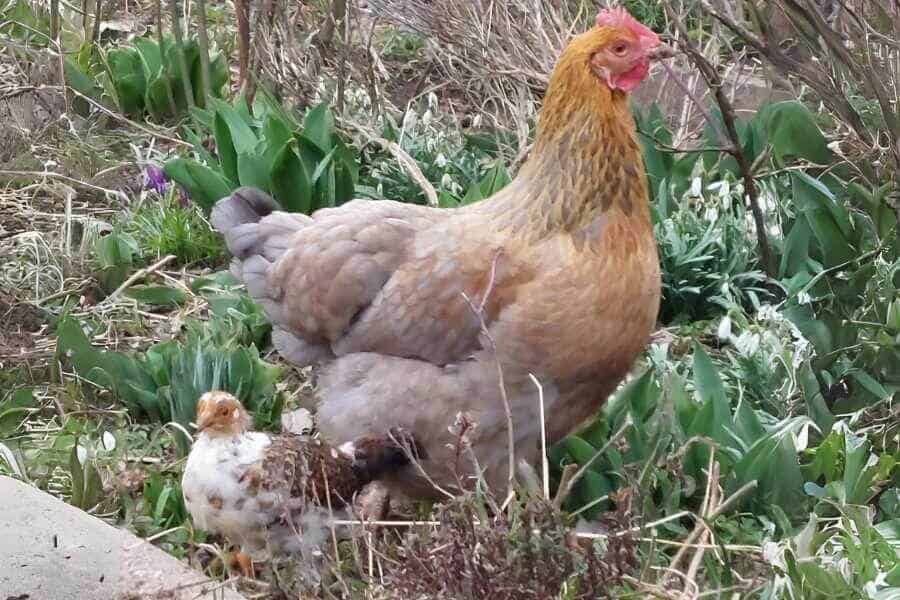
[850,370,889,400]
[759,101,832,165]
[213,111,239,184]
[211,100,258,154]
[779,218,813,279]
[563,435,599,468]
[145,74,176,120]
[133,37,163,79]
[303,102,336,152]
[125,285,187,307]
[262,114,294,164]
[270,143,312,213]
[163,158,235,210]
[791,172,854,266]
[604,370,658,427]
[63,58,103,101]
[207,53,229,98]
[236,151,271,191]
[107,47,147,116]
[691,342,730,438]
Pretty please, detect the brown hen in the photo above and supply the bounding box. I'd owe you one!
[211,8,663,499]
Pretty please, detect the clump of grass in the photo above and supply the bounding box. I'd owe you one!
[124,194,225,267]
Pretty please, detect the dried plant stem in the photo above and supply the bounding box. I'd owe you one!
[168,0,195,110]
[91,0,102,45]
[529,373,550,501]
[345,120,439,207]
[461,249,515,501]
[0,170,128,202]
[194,0,212,106]
[553,416,632,509]
[100,254,176,304]
[234,0,251,98]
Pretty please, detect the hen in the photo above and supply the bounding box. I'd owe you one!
[211,8,663,499]
[182,391,418,575]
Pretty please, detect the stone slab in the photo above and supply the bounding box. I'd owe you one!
[0,475,245,600]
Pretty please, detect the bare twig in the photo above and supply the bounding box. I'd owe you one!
[100,254,176,305]
[664,4,775,277]
[529,373,550,501]
[553,416,632,509]
[461,249,515,501]
[346,119,440,207]
[0,170,128,202]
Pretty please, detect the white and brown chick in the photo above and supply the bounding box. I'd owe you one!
[181,391,420,576]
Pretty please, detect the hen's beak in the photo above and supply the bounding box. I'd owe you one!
[648,43,676,61]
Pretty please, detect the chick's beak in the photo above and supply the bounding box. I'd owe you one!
[193,407,215,432]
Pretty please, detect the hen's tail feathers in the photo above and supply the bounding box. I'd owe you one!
[210,186,310,323]
[211,189,334,364]
[210,187,310,263]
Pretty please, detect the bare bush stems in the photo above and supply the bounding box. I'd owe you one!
[664,5,776,278]
[368,0,591,127]
[701,0,900,217]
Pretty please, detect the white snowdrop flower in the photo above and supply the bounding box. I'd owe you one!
[435,153,447,168]
[427,92,438,110]
[797,291,812,305]
[402,109,417,131]
[102,431,116,452]
[735,331,760,356]
[717,316,732,341]
[690,177,702,197]
[761,541,785,567]
[440,173,454,189]
[472,114,482,128]
[76,444,88,465]
[422,109,433,126]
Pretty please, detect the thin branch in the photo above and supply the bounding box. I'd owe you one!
[99,254,176,304]
[664,4,775,277]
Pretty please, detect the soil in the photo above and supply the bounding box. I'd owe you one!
[0,291,46,359]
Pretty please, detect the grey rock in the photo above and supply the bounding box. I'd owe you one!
[0,475,245,600]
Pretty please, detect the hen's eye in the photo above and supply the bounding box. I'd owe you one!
[612,43,628,56]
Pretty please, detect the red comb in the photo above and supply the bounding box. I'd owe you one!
[595,6,660,51]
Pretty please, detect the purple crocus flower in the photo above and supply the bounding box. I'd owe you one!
[142,165,168,195]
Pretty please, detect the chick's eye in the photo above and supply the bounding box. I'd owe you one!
[219,406,229,415]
